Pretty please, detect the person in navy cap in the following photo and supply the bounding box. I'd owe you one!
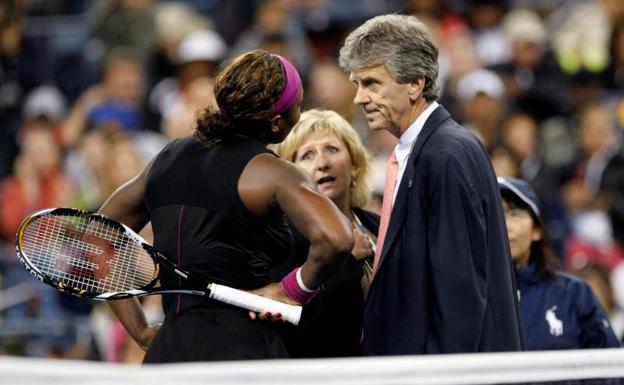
[498,176,621,349]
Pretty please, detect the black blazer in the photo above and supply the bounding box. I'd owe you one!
[272,208,380,357]
[363,106,523,355]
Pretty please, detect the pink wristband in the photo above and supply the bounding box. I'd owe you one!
[280,267,319,304]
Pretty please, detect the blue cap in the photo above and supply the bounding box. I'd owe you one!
[87,102,141,132]
[497,176,540,219]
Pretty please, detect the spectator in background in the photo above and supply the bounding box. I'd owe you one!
[307,59,367,136]
[493,9,567,121]
[87,0,156,64]
[499,176,621,350]
[499,112,542,182]
[151,28,225,140]
[172,29,225,97]
[160,76,217,141]
[551,0,624,75]
[455,68,507,147]
[62,47,165,163]
[230,0,315,78]
[150,2,215,86]
[103,132,146,197]
[21,85,67,145]
[435,17,481,119]
[465,0,511,67]
[0,126,74,242]
[561,102,623,271]
[2,84,71,218]
[63,48,147,147]
[65,127,115,211]
[0,0,53,180]
[490,142,521,178]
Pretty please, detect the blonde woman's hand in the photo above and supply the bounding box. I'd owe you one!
[351,228,375,261]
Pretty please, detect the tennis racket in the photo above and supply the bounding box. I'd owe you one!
[15,207,302,325]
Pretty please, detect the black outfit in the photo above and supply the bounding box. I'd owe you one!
[271,207,380,357]
[142,135,293,363]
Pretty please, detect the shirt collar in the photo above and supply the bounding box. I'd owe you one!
[394,101,439,166]
[515,263,540,288]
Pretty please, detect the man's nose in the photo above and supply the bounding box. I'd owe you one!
[353,87,369,105]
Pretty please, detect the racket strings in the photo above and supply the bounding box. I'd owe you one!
[20,214,156,294]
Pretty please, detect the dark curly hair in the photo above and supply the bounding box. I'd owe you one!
[194,49,287,147]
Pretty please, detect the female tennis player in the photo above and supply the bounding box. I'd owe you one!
[98,49,354,363]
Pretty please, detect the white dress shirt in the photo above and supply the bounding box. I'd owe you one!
[392,101,439,203]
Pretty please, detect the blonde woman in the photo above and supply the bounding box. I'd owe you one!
[272,109,379,357]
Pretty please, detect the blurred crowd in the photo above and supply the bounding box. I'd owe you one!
[1,0,624,363]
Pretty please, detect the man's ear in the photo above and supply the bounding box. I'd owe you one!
[408,78,426,101]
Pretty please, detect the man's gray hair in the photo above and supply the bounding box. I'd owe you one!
[339,14,440,101]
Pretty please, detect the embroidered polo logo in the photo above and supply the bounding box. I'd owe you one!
[545,305,563,336]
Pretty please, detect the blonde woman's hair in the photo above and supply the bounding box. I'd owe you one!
[276,109,371,208]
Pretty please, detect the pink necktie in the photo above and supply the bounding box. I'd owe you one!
[372,150,399,274]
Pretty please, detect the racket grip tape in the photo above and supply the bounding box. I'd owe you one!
[208,283,302,325]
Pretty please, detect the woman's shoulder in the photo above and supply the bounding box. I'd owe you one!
[552,271,598,299]
[554,271,588,286]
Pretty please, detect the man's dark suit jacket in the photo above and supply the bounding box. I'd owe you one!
[363,106,523,355]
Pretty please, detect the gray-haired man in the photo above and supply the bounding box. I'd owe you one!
[339,14,523,355]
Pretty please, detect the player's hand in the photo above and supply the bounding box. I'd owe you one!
[247,282,301,322]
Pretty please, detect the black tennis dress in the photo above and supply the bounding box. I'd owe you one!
[142,135,293,363]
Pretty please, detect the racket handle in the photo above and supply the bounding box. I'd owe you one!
[208,283,302,325]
